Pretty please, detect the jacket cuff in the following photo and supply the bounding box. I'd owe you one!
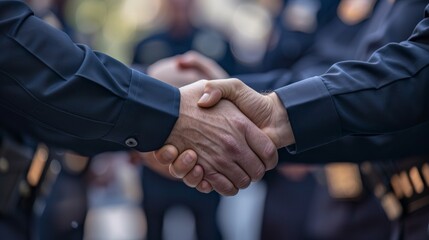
[274,76,342,153]
[104,69,180,151]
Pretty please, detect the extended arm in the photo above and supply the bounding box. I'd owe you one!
[277,8,429,153]
[196,4,429,154]
[0,1,179,154]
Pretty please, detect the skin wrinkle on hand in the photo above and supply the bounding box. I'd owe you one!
[164,80,278,196]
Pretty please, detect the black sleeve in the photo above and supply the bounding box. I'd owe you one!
[278,122,429,164]
[0,1,180,155]
[275,4,429,153]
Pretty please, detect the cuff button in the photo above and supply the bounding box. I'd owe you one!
[125,138,138,147]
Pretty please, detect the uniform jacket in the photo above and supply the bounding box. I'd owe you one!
[276,2,429,156]
[236,0,429,161]
[0,1,179,155]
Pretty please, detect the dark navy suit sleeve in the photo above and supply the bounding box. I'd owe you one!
[278,122,429,164]
[0,1,180,154]
[275,5,429,153]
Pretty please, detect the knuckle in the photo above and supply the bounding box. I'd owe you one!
[254,165,266,182]
[215,158,229,170]
[231,78,243,87]
[236,175,251,189]
[221,135,241,155]
[265,147,279,170]
[230,78,240,83]
[205,172,238,196]
[231,117,247,132]
[204,81,214,90]
[199,79,209,85]
[220,185,238,196]
[264,143,278,169]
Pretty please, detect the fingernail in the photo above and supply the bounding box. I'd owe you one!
[199,93,210,104]
[161,149,173,162]
[192,166,201,177]
[184,152,194,165]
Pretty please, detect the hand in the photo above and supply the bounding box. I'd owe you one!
[177,51,229,80]
[147,56,207,87]
[198,78,295,148]
[153,146,214,193]
[165,80,278,196]
[129,146,207,188]
[148,51,229,88]
[162,79,294,193]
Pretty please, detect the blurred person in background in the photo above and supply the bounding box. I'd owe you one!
[132,1,227,239]
[0,1,89,240]
[133,0,237,75]
[261,0,340,70]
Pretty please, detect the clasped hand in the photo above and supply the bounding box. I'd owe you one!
[162,79,296,195]
[148,52,295,196]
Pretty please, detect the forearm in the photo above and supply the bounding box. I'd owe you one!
[276,10,429,153]
[277,121,429,164]
[0,1,179,153]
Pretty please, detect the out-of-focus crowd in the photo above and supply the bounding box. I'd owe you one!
[1,0,428,240]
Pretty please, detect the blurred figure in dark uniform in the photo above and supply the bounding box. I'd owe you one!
[262,0,340,70]
[133,1,225,239]
[0,132,41,240]
[0,2,88,240]
[133,0,236,75]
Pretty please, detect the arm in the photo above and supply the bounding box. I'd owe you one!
[0,2,278,196]
[276,7,429,153]
[196,4,429,154]
[0,1,179,154]
[277,122,429,164]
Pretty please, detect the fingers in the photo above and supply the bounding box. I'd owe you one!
[236,149,267,182]
[182,164,204,187]
[245,123,279,171]
[205,172,239,196]
[169,149,198,178]
[180,164,214,193]
[196,180,213,193]
[154,144,179,165]
[165,146,239,196]
[161,149,212,192]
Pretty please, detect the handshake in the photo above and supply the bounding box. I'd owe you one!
[144,52,296,196]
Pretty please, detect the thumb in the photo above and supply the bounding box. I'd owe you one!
[197,78,249,108]
[197,79,271,129]
[197,89,223,108]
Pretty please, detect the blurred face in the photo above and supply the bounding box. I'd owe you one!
[165,0,194,26]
